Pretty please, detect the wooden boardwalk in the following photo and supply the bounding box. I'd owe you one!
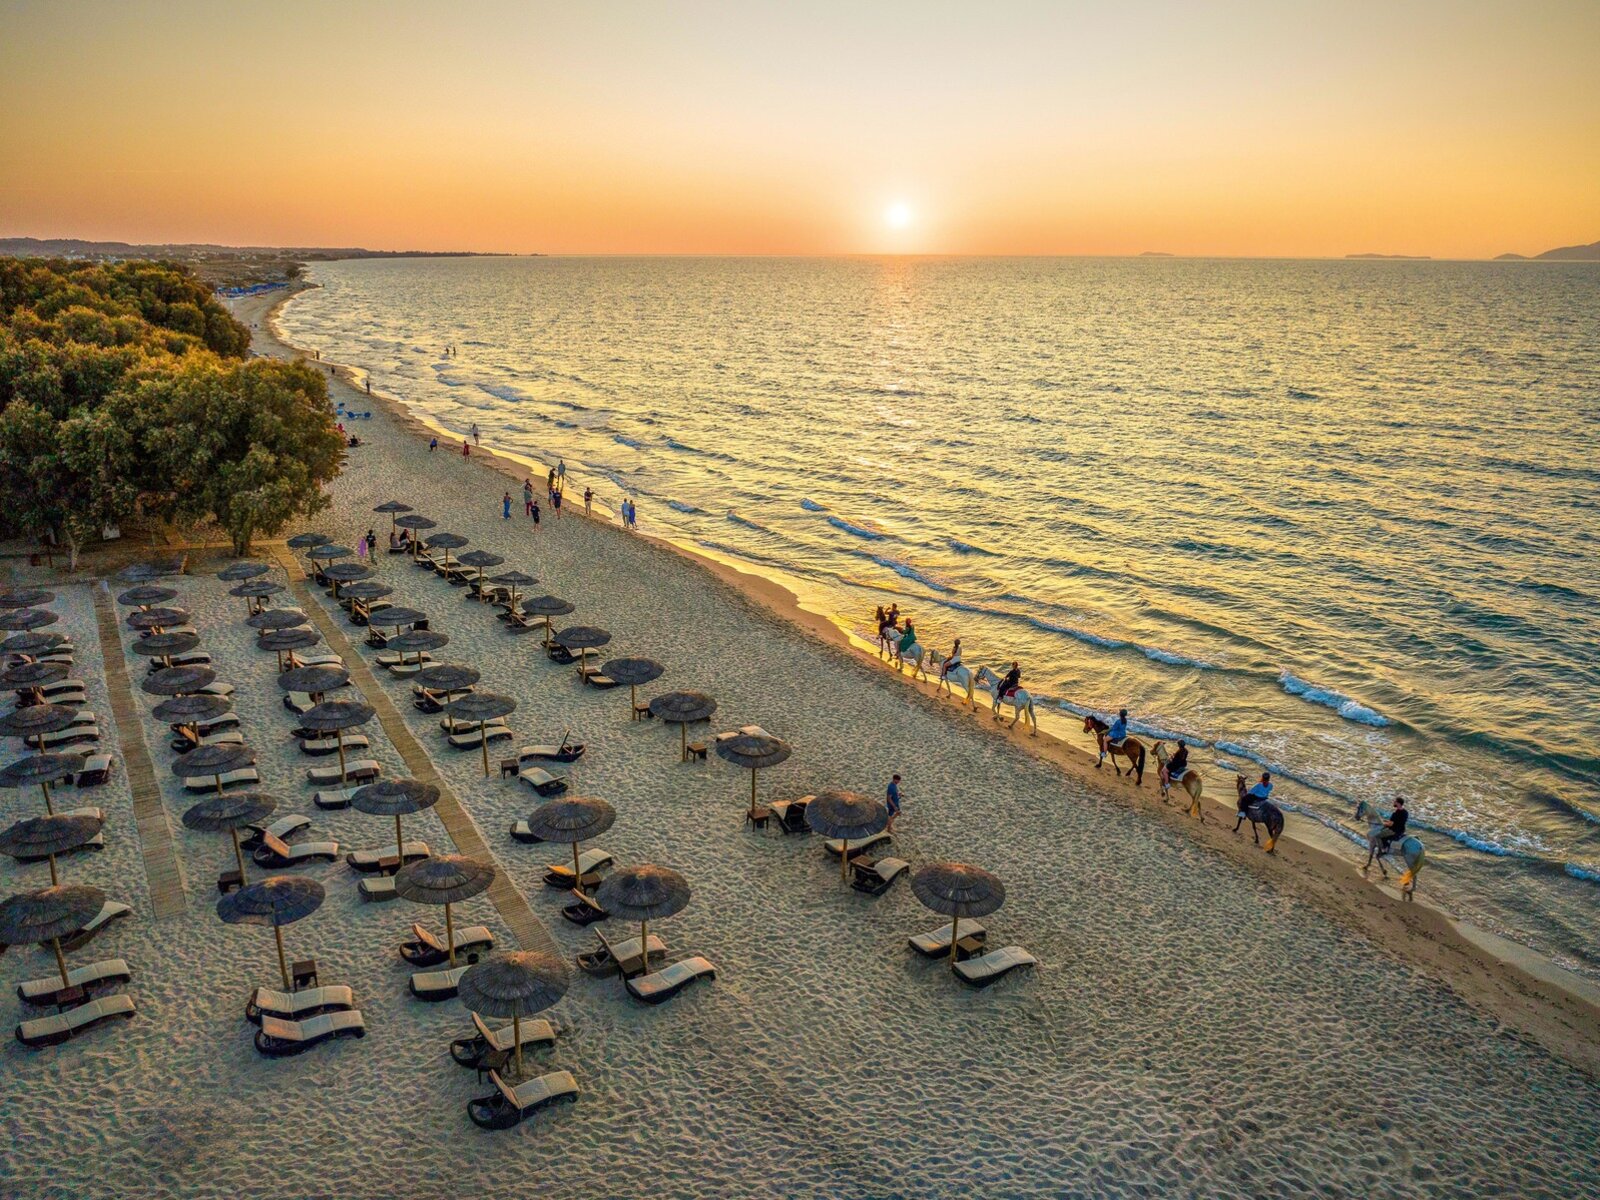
[92,586,189,918]
[271,548,555,956]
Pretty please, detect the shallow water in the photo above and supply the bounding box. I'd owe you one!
[281,255,1600,977]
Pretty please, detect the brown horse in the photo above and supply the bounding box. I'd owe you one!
[1082,715,1145,785]
[1152,742,1203,820]
[1233,775,1284,852]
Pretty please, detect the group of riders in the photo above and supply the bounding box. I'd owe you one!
[873,603,1419,887]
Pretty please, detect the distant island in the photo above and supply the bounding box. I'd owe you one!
[1495,238,1600,261]
[1346,253,1431,260]
[1138,251,1174,257]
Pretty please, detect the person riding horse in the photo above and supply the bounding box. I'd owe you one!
[1107,709,1129,750]
[1377,795,1408,853]
[940,637,962,680]
[998,661,1021,702]
[897,619,918,656]
[1158,738,1188,789]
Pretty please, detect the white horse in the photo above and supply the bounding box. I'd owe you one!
[878,624,928,681]
[976,666,1037,733]
[1353,799,1424,900]
[928,652,976,706]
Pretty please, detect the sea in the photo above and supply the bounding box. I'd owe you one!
[279,255,1600,979]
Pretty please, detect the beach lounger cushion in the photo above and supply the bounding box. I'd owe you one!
[954,946,1039,987]
[241,813,312,850]
[543,848,613,887]
[469,1070,579,1128]
[448,728,513,750]
[252,833,339,867]
[306,760,380,785]
[299,733,371,757]
[823,831,890,858]
[440,716,508,733]
[851,856,910,896]
[908,920,987,957]
[517,768,568,797]
[16,994,136,1048]
[183,767,260,792]
[509,819,543,844]
[576,932,665,977]
[58,899,132,951]
[451,1012,556,1066]
[75,754,114,787]
[358,874,398,901]
[314,786,360,810]
[246,984,356,1025]
[399,922,494,967]
[409,964,469,1001]
[346,842,430,871]
[625,956,717,1005]
[18,958,132,1005]
[517,742,585,763]
[254,1009,367,1056]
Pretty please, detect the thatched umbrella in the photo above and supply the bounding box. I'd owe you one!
[141,665,217,697]
[522,796,616,896]
[352,779,439,868]
[116,584,178,608]
[217,560,271,583]
[373,499,414,535]
[442,692,516,776]
[394,854,495,967]
[806,790,889,882]
[217,875,325,991]
[912,862,1008,969]
[367,606,427,630]
[488,570,536,611]
[153,693,233,749]
[0,753,85,815]
[595,864,691,972]
[323,561,374,599]
[424,532,469,573]
[395,513,437,560]
[520,595,574,646]
[716,732,793,819]
[0,588,55,608]
[415,663,479,696]
[247,608,308,633]
[554,626,611,677]
[306,545,353,572]
[131,631,199,670]
[458,951,570,1081]
[299,700,375,781]
[458,550,505,599]
[0,812,103,886]
[387,628,448,670]
[119,557,184,582]
[0,608,58,632]
[258,627,321,673]
[171,743,256,799]
[127,607,190,633]
[0,885,106,989]
[341,581,392,601]
[0,702,81,752]
[650,691,718,761]
[276,663,349,703]
[600,657,663,718]
[286,531,332,551]
[3,660,67,704]
[229,578,284,614]
[183,791,275,886]
[3,631,66,657]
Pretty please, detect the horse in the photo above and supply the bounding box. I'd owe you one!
[888,634,929,682]
[975,666,1038,733]
[927,653,976,707]
[1151,741,1203,820]
[1353,799,1424,900]
[1082,715,1146,786]
[1233,775,1284,852]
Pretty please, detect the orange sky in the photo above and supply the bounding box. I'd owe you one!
[2,1,1597,257]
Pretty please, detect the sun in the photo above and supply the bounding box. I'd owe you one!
[885,201,913,229]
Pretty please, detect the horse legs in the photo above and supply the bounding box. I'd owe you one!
[1232,814,1246,836]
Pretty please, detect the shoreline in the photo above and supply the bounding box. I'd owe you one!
[245,282,1600,1078]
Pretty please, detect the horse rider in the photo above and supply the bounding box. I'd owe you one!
[1244,771,1273,806]
[898,618,918,656]
[998,661,1022,702]
[1159,738,1189,787]
[940,637,962,680]
[1107,709,1129,750]
[886,603,900,629]
[1378,795,1409,854]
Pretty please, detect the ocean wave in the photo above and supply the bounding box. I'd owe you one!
[1286,387,1320,400]
[799,498,827,512]
[826,515,888,540]
[725,510,769,533]
[475,381,533,404]
[947,539,997,556]
[666,500,703,515]
[1278,671,1391,726]
[1565,864,1600,885]
[613,435,644,449]
[871,556,954,594]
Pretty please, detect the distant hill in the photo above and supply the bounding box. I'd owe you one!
[0,237,497,260]
[1346,253,1430,260]
[1495,239,1600,261]
[1138,251,1174,257]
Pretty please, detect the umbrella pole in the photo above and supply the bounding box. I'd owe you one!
[480,727,489,777]
[336,728,347,782]
[680,723,687,761]
[215,772,224,799]
[231,827,248,883]
[840,839,849,882]
[751,770,758,818]
[949,913,961,968]
[395,814,405,864]
[513,1013,524,1080]
[274,925,290,990]
[640,919,649,965]
[445,902,456,968]
[573,841,582,888]
[41,779,55,815]
[52,936,71,987]
[629,683,637,717]
[47,852,59,887]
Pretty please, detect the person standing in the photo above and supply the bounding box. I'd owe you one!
[429,436,438,453]
[552,488,562,519]
[531,498,541,528]
[583,487,593,516]
[471,422,481,446]
[502,491,512,520]
[523,478,534,516]
[886,773,903,832]
[365,528,377,560]
[462,439,470,458]
[557,457,566,486]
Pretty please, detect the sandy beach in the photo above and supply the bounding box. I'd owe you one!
[1,285,1597,1200]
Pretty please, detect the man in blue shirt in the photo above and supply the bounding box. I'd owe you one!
[1246,772,1273,803]
[1108,709,1129,746]
[886,774,903,832]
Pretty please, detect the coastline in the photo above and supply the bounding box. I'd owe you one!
[247,282,1600,1077]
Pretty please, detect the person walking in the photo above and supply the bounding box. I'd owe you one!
[502,491,512,520]
[471,422,481,446]
[552,488,562,519]
[429,436,438,452]
[365,528,376,560]
[531,498,541,528]
[523,478,534,516]
[583,487,593,516]
[886,773,904,832]
[557,457,566,486]
[461,439,470,458]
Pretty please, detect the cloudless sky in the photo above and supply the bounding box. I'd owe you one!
[1,0,1596,256]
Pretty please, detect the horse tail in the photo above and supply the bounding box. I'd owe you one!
[1188,773,1203,818]
[1264,803,1284,853]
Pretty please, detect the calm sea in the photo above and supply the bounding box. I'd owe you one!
[280,256,1600,977]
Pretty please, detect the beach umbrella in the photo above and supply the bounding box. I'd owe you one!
[341,581,392,600]
[806,790,890,882]
[387,628,448,669]
[912,862,1008,969]
[0,608,58,632]
[257,627,320,672]
[3,661,67,705]
[286,531,332,551]
[183,791,275,886]
[367,607,427,629]
[126,606,190,633]
[554,625,611,676]
[443,692,516,776]
[276,663,349,702]
[521,796,616,896]
[228,579,284,617]
[141,665,217,697]
[171,743,255,798]
[247,608,308,632]
[322,561,374,599]
[716,732,793,820]
[0,703,81,752]
[424,532,469,573]
[130,631,199,670]
[117,585,179,608]
[458,951,570,1081]
[373,500,414,535]
[0,812,103,886]
[0,753,84,816]
[395,513,437,560]
[3,631,66,657]
[217,561,271,582]
[488,570,536,611]
[0,588,54,609]
[152,694,233,749]
[520,595,574,646]
[351,779,439,867]
[595,864,691,974]
[306,545,353,569]
[299,700,375,781]
[217,875,325,991]
[393,854,495,968]
[650,691,719,761]
[458,550,505,597]
[0,884,106,988]
[414,664,479,728]
[600,657,664,718]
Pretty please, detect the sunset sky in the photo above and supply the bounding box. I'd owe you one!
[2,0,1596,258]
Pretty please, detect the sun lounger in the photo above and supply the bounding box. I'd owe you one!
[314,785,361,810]
[543,848,613,889]
[252,832,339,868]
[517,741,585,764]
[823,831,890,858]
[245,984,356,1025]
[153,652,210,671]
[545,643,576,665]
[769,796,812,835]
[31,725,100,750]
[517,768,568,797]
[447,727,513,750]
[625,956,717,1005]
[398,922,494,967]
[358,874,397,901]
[306,760,380,785]
[283,692,318,715]
[173,712,242,735]
[576,930,665,977]
[375,650,434,668]
[172,728,245,753]
[561,890,608,926]
[439,716,508,734]
[451,1012,556,1068]
[715,725,772,742]
[30,688,86,708]
[58,899,132,952]
[850,856,910,897]
[241,813,312,850]
[17,994,136,1048]
[908,920,987,958]
[408,963,470,1001]
[578,668,622,689]
[182,766,260,792]
[386,659,434,678]
[197,680,234,698]
[468,1069,579,1129]
[509,819,544,844]
[254,1009,366,1057]
[18,958,132,1005]
[298,732,371,757]
[74,754,114,787]
[954,946,1038,987]
[287,652,344,670]
[38,679,87,698]
[346,841,430,873]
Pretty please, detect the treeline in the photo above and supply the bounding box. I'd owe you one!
[0,258,343,564]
